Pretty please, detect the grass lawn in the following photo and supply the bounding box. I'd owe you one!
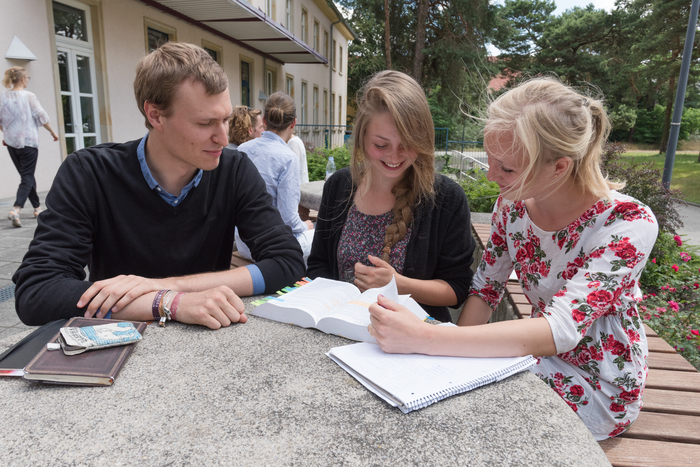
[622,152,700,204]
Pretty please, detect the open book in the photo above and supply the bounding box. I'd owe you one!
[328,343,536,413]
[251,277,429,343]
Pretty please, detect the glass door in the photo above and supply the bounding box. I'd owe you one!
[57,47,100,153]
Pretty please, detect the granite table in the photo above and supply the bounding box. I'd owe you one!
[300,180,325,211]
[0,297,610,466]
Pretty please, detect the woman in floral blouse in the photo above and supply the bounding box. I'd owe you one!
[367,77,658,440]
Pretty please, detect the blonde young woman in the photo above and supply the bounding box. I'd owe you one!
[367,77,658,440]
[226,105,263,149]
[0,67,58,227]
[306,70,476,322]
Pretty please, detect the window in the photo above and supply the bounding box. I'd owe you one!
[285,0,292,30]
[332,38,337,70]
[313,86,319,125]
[330,92,335,125]
[202,40,223,66]
[339,46,343,75]
[313,20,319,51]
[301,81,308,124]
[301,8,308,44]
[54,0,100,152]
[266,67,277,97]
[323,30,329,60]
[143,18,176,53]
[53,1,88,42]
[338,95,342,126]
[286,74,294,97]
[241,59,252,107]
[323,89,328,125]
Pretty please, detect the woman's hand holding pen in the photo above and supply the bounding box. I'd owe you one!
[368,294,431,354]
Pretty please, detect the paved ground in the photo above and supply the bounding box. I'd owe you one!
[1,190,698,342]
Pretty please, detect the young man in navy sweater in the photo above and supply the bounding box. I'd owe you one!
[14,42,304,328]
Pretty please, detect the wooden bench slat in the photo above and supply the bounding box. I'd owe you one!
[648,352,698,372]
[647,336,679,354]
[619,411,700,444]
[644,324,657,337]
[645,368,700,392]
[599,437,700,467]
[643,388,700,416]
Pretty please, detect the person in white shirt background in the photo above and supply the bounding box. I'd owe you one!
[0,66,58,227]
[287,133,309,184]
[235,92,315,264]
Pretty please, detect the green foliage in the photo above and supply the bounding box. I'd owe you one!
[639,232,700,370]
[456,171,500,213]
[307,146,351,182]
[601,142,685,233]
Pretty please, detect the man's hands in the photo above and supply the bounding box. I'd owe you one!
[78,276,247,329]
[175,286,247,329]
[79,275,169,318]
[304,220,314,230]
[353,255,398,292]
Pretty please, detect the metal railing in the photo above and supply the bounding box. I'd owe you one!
[294,124,352,149]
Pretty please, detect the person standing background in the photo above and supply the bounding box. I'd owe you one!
[227,105,263,150]
[0,66,58,227]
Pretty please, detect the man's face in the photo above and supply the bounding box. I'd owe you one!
[249,115,264,139]
[158,79,232,171]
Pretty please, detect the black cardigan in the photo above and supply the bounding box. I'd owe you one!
[14,139,305,325]
[306,168,476,321]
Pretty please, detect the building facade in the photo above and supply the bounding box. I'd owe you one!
[0,0,354,199]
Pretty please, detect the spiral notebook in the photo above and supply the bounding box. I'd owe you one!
[327,343,536,413]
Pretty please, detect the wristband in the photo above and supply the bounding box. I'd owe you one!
[152,290,167,321]
[170,292,185,322]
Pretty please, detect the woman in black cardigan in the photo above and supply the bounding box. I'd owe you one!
[306,71,476,322]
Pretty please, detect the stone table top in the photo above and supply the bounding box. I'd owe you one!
[0,297,610,466]
[300,180,325,211]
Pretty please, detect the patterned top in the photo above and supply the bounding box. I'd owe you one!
[337,205,411,282]
[470,192,658,440]
[0,89,50,148]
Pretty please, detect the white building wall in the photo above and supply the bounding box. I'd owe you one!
[0,0,63,200]
[0,0,351,200]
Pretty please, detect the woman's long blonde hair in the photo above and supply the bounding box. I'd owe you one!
[485,77,622,201]
[351,70,435,262]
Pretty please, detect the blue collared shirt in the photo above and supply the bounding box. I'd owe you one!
[137,134,203,206]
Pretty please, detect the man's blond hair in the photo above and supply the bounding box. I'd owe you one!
[134,42,228,129]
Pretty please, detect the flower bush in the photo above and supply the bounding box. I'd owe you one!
[639,232,700,370]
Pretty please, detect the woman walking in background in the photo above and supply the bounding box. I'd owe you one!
[0,66,58,227]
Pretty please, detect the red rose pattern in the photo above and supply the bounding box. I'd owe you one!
[471,194,654,440]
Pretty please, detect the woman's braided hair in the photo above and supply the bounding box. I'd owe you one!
[350,70,435,262]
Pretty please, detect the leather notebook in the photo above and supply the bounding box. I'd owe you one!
[23,317,147,386]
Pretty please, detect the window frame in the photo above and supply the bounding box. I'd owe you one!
[143,17,177,54]
[202,39,223,67]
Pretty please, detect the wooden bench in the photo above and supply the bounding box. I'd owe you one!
[471,223,700,467]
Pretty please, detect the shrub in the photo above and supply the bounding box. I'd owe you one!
[457,171,500,213]
[601,142,685,233]
[307,146,351,181]
[639,233,700,370]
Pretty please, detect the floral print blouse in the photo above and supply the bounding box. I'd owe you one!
[470,192,658,440]
[337,205,411,282]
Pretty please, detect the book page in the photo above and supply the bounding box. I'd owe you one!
[321,277,399,326]
[261,278,361,323]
